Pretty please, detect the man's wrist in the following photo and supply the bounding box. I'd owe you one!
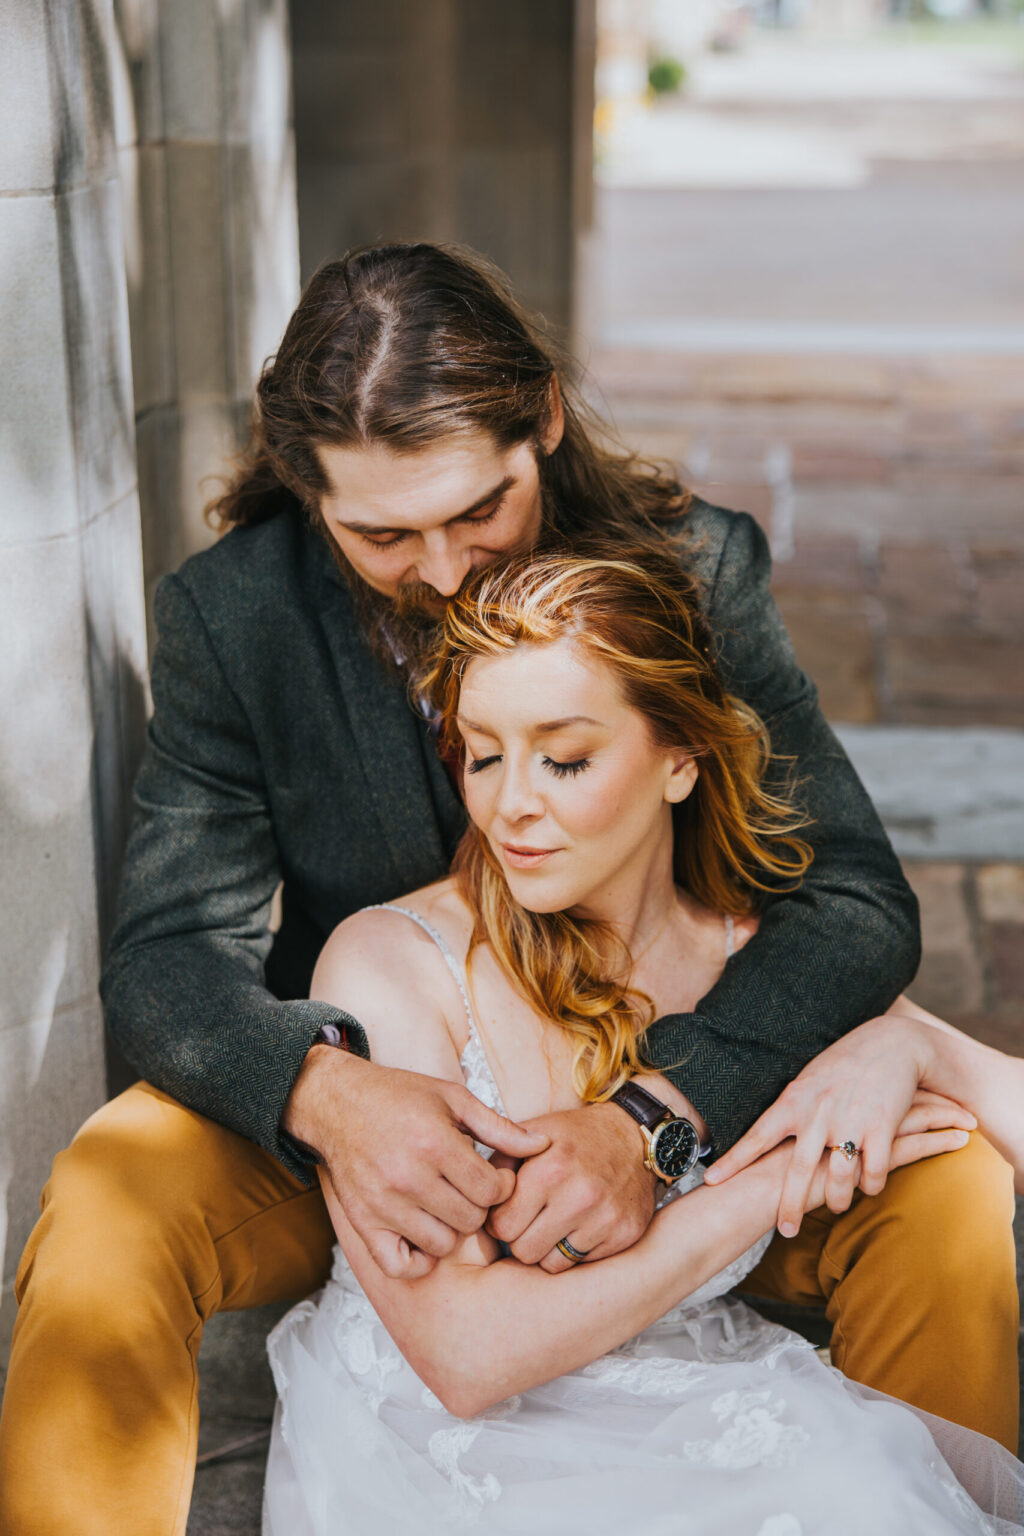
[630,1072,709,1146]
[282,1038,361,1154]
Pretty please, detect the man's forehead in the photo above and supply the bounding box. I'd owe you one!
[318,435,512,526]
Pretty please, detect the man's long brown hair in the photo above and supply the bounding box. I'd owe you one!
[417,547,813,1105]
[206,242,687,541]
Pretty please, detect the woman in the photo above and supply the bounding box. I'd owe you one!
[263,545,1024,1535]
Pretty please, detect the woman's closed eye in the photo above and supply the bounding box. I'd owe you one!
[467,754,502,775]
[543,756,590,778]
[465,754,591,778]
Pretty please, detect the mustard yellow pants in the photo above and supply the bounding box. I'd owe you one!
[0,1083,1018,1536]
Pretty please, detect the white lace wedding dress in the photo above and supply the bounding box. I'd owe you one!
[263,909,1024,1535]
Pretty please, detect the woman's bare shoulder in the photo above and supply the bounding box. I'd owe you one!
[309,879,474,1072]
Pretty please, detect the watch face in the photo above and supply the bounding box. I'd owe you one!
[650,1118,700,1181]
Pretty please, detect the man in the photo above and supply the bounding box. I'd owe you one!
[0,243,1016,1536]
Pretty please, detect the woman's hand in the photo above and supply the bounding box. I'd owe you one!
[703,1014,977,1236]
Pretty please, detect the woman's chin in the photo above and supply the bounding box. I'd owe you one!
[504,873,578,916]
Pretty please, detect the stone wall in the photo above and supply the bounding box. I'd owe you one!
[115,0,301,620]
[0,0,148,1360]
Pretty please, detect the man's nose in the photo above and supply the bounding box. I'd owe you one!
[417,535,473,597]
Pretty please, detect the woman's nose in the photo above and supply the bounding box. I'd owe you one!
[495,760,543,825]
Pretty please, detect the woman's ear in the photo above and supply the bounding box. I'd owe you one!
[540,375,565,455]
[664,753,699,804]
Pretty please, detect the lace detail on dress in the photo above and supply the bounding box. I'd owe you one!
[681,1388,812,1470]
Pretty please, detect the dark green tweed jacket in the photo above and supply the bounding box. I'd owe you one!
[101,501,920,1181]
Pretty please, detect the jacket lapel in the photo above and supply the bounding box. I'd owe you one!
[309,540,456,891]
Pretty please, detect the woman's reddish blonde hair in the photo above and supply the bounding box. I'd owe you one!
[418,543,812,1103]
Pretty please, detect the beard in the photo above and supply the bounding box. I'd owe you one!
[319,527,473,678]
[313,470,566,679]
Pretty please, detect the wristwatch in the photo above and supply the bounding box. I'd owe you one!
[610,1081,710,1186]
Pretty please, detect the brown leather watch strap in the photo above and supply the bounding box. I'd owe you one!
[609,1081,670,1131]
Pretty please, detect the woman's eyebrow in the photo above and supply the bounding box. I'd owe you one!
[535,716,603,732]
[456,714,604,735]
[337,475,516,537]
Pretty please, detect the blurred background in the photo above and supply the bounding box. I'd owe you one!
[2,0,1022,1522]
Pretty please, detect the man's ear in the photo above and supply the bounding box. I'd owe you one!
[665,753,699,804]
[540,375,565,455]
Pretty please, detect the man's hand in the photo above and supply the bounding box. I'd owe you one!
[704,1015,977,1236]
[283,1045,550,1279]
[485,1101,659,1273]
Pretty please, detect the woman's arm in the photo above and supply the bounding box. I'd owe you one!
[885,999,1024,1194]
[706,997,1023,1230]
[313,912,966,1419]
[323,1142,794,1420]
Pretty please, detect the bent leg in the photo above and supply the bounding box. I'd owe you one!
[742,1132,1019,1450]
[0,1082,334,1536]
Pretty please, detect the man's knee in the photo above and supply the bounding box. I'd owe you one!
[877,1132,1014,1236]
[842,1132,1017,1300]
[18,1085,225,1308]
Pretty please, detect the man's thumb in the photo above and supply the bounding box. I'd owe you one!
[457,1097,550,1156]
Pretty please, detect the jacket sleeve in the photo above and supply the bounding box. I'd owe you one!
[100,573,367,1180]
[643,511,921,1153]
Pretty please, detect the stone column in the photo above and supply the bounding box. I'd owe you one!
[115,0,301,616]
[0,0,148,1361]
[291,0,593,334]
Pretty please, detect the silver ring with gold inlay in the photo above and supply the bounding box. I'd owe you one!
[555,1237,590,1264]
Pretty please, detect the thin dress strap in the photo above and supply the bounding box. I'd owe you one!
[362,903,506,1120]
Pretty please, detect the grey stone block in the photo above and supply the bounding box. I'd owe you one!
[45,0,119,192]
[0,194,77,544]
[114,0,166,147]
[0,533,105,1036]
[55,176,138,524]
[119,143,177,415]
[0,1001,107,1326]
[135,403,186,587]
[187,1418,267,1536]
[198,1304,289,1421]
[834,726,1024,862]
[177,400,242,559]
[156,0,221,142]
[0,1,55,191]
[222,139,300,396]
[217,0,292,149]
[165,142,231,399]
[81,492,150,941]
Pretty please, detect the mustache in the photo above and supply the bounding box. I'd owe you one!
[390,571,479,620]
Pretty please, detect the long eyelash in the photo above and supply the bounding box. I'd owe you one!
[543,756,590,778]
[466,754,501,774]
[357,494,506,551]
[465,495,505,527]
[358,530,409,549]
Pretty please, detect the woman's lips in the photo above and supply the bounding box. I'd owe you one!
[501,844,559,870]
